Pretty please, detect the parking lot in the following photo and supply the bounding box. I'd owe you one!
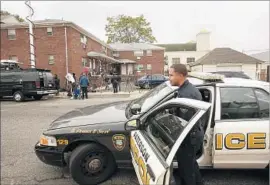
[1,97,269,185]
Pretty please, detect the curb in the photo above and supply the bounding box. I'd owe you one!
[49,91,147,99]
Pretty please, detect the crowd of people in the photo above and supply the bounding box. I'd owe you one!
[64,72,90,100]
[53,71,123,100]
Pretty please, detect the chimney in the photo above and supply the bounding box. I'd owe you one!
[196,30,211,51]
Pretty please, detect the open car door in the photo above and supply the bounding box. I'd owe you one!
[128,98,211,185]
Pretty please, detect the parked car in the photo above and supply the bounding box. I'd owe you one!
[135,74,168,89]
[209,71,251,79]
[0,60,57,102]
[35,72,269,185]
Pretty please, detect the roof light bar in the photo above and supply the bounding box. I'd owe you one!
[188,72,224,81]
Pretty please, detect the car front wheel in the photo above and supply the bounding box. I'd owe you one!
[13,91,25,102]
[69,143,116,185]
[143,83,150,89]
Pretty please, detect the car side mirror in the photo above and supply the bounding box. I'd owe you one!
[130,104,141,115]
[125,119,140,131]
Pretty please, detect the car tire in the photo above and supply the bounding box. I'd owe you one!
[143,83,149,89]
[69,143,116,185]
[13,91,25,102]
[33,95,43,100]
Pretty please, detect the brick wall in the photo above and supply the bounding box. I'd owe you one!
[117,50,165,76]
[1,25,107,88]
[1,23,165,88]
[1,28,30,69]
[35,27,67,87]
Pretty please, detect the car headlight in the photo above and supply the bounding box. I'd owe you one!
[40,135,57,146]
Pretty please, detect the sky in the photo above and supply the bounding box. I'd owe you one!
[1,1,269,54]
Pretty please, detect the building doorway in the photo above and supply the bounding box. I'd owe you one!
[112,64,121,74]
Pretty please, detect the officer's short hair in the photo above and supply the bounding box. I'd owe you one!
[170,64,188,76]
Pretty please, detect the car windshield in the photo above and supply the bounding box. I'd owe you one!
[138,76,148,80]
[126,82,175,118]
[125,77,204,119]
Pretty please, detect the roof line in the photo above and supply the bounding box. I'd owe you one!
[189,47,264,66]
[189,50,213,66]
[156,43,196,45]
[0,20,114,50]
[109,43,165,51]
[69,22,114,50]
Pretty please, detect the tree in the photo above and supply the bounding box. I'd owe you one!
[105,14,156,44]
[1,10,25,22]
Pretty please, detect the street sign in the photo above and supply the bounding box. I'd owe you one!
[147,64,152,70]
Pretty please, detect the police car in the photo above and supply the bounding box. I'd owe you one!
[34,72,269,185]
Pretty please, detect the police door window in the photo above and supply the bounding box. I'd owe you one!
[144,105,197,158]
[220,87,260,120]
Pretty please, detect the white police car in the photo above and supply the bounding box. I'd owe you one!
[127,72,269,185]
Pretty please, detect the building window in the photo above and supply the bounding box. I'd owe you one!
[187,57,195,63]
[47,27,53,36]
[80,34,87,44]
[112,51,119,57]
[48,55,54,65]
[172,58,180,64]
[8,29,16,40]
[136,64,144,71]
[9,55,18,61]
[146,64,152,70]
[82,58,88,67]
[146,50,152,56]
[134,50,144,57]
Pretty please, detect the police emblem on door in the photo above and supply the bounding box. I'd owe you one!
[112,134,126,151]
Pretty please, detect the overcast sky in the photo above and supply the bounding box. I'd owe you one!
[1,1,269,54]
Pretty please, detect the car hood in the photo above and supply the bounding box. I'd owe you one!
[49,101,130,130]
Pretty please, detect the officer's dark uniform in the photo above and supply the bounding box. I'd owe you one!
[176,79,204,185]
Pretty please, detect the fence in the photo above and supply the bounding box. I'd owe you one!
[88,74,140,93]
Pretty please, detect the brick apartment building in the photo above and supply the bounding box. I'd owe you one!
[109,43,165,76]
[0,19,165,87]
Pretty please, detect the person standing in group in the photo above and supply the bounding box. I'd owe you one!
[71,73,77,96]
[65,73,75,97]
[54,74,60,96]
[79,73,89,99]
[72,73,77,82]
[169,64,205,185]
[111,73,118,93]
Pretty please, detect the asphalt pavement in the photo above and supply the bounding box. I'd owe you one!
[1,97,269,185]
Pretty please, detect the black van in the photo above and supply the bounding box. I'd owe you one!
[0,60,57,102]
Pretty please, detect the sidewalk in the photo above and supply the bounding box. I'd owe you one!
[50,90,148,99]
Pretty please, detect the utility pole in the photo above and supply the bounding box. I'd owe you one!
[25,1,36,68]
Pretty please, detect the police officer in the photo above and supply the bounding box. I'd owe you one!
[169,64,204,185]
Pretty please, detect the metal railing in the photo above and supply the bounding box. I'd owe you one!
[87,74,150,93]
